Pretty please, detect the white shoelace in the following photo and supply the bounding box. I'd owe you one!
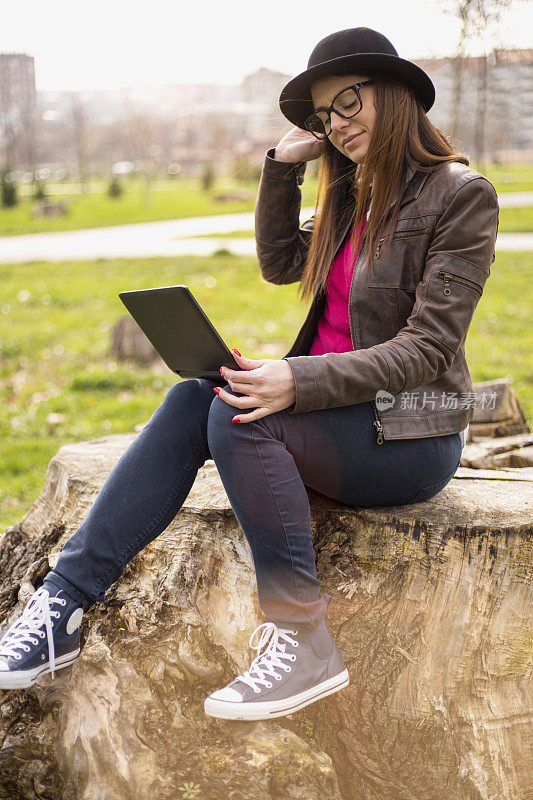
[0,587,65,678]
[234,622,299,694]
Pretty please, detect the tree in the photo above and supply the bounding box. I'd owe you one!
[69,92,89,193]
[439,0,513,158]
[118,91,158,207]
[201,160,215,192]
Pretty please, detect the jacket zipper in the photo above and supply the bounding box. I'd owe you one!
[392,228,429,239]
[348,236,385,445]
[374,237,384,260]
[438,271,483,297]
[374,228,428,261]
[371,401,384,445]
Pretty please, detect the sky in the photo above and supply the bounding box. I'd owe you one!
[1,0,532,92]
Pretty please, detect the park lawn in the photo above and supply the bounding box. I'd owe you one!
[497,205,533,232]
[192,230,257,238]
[1,250,531,534]
[0,163,532,237]
[482,163,533,193]
[0,177,319,237]
[0,177,261,237]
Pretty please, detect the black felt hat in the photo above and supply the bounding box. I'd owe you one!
[279,27,435,128]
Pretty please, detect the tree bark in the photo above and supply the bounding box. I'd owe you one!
[0,433,531,800]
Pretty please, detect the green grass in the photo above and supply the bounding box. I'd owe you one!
[477,163,533,193]
[0,178,258,237]
[191,230,257,238]
[1,250,531,533]
[1,163,531,237]
[497,206,533,232]
[464,251,532,410]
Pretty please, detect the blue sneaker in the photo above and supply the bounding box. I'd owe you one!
[204,620,349,721]
[0,585,84,690]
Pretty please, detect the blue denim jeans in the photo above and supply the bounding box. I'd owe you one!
[43,378,462,630]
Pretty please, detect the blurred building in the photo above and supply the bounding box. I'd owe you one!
[416,48,533,162]
[0,52,37,169]
[241,66,293,143]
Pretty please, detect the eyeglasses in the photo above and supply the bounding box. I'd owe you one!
[304,80,374,140]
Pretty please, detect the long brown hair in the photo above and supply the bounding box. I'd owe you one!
[297,69,470,303]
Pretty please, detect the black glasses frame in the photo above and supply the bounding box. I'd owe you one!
[304,80,375,140]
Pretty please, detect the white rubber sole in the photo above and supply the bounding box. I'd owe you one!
[204,667,350,720]
[0,648,80,690]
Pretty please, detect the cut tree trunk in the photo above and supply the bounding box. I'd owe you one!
[467,378,530,439]
[110,316,165,368]
[0,434,531,800]
[461,433,533,468]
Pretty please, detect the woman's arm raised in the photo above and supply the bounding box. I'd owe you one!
[255,127,326,285]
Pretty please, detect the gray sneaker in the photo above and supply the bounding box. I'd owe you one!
[204,620,349,721]
[0,585,83,690]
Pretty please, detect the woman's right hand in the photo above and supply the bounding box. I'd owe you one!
[273,126,327,163]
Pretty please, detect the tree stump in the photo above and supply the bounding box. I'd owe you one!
[0,433,531,800]
[32,200,68,218]
[110,316,166,368]
[467,378,530,439]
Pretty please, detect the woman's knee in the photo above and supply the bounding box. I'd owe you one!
[149,378,218,428]
[206,389,240,456]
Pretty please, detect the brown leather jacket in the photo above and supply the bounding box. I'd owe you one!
[255,148,500,443]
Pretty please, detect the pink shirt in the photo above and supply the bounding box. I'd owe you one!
[308,213,367,356]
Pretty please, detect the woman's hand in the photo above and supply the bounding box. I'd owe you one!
[274,126,327,163]
[216,350,296,423]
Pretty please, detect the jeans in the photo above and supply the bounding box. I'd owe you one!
[43,377,462,630]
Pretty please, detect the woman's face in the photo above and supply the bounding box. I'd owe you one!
[310,73,376,162]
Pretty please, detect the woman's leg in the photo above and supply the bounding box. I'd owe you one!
[207,391,462,632]
[43,378,221,608]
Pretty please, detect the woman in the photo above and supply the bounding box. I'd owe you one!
[0,28,498,722]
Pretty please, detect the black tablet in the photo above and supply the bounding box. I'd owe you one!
[118,285,242,380]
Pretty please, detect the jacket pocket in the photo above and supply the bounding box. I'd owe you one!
[411,256,489,355]
[367,215,437,290]
[437,270,483,297]
[374,226,429,259]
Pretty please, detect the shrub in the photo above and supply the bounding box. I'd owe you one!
[108,177,123,198]
[33,181,47,200]
[1,170,18,207]
[201,161,215,192]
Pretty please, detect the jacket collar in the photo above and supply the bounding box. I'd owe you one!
[367,163,425,219]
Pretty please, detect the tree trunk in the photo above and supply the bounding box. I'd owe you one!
[474,54,489,166]
[0,433,531,800]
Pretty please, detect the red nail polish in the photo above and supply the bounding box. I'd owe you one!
[232,417,240,423]
[232,348,241,357]
[213,387,220,395]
